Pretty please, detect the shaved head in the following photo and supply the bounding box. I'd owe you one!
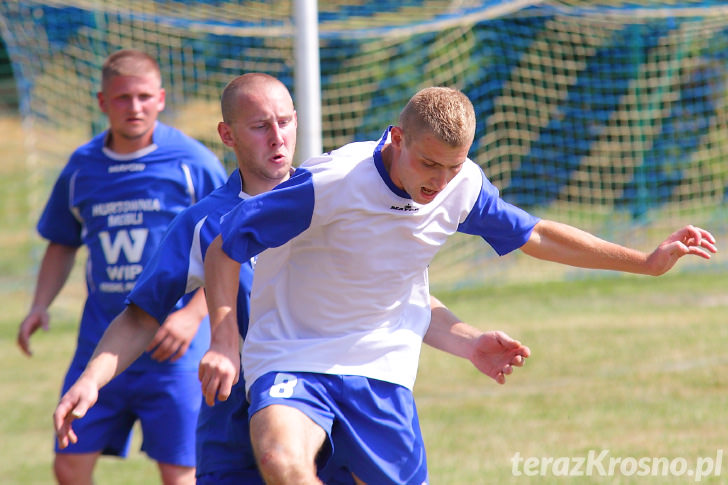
[221,73,291,124]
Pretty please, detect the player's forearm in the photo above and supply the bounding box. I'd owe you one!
[209,312,240,354]
[170,287,208,324]
[30,242,78,310]
[200,237,241,406]
[204,236,241,334]
[521,219,650,274]
[84,304,159,386]
[424,295,480,360]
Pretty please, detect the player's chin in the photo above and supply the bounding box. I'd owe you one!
[266,164,292,182]
[120,124,152,139]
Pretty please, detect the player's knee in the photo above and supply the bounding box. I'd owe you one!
[158,462,195,485]
[255,447,318,484]
[53,454,94,485]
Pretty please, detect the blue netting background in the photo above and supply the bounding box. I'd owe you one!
[1,0,725,287]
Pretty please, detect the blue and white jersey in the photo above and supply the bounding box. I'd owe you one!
[38,122,226,372]
[128,169,254,340]
[220,127,541,391]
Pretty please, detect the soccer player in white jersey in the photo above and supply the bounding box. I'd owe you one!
[17,49,226,485]
[201,86,717,484]
[52,75,530,484]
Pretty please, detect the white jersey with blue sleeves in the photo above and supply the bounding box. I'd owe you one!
[220,128,540,391]
[38,122,226,371]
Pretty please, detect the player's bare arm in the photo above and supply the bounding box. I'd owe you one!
[17,242,78,356]
[147,288,208,362]
[53,303,159,447]
[199,235,241,406]
[521,220,716,275]
[426,295,530,384]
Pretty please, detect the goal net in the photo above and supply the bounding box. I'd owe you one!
[1,0,726,288]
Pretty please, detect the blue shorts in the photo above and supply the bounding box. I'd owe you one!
[195,377,262,483]
[196,375,354,484]
[55,365,201,467]
[196,467,353,485]
[248,372,428,485]
[196,469,262,485]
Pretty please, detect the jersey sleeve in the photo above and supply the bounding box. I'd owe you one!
[220,168,315,264]
[127,210,197,324]
[457,170,540,256]
[37,162,83,247]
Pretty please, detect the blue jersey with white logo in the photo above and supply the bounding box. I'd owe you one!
[220,127,541,392]
[38,122,226,372]
[128,169,253,339]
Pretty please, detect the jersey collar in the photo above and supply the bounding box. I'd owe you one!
[373,126,410,199]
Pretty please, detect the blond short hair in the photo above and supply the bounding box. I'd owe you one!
[399,86,476,148]
[101,49,161,90]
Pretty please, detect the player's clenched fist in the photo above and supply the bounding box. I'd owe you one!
[198,343,240,407]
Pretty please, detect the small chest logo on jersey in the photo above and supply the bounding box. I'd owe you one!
[108,163,145,173]
[390,203,419,212]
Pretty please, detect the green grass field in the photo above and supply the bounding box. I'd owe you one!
[419,272,728,484]
[1,113,727,484]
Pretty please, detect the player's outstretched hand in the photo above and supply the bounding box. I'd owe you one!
[470,331,531,385]
[198,343,240,407]
[53,377,99,449]
[17,307,50,357]
[647,225,717,276]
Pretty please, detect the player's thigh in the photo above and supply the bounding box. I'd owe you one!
[248,372,332,466]
[250,403,327,464]
[131,370,201,467]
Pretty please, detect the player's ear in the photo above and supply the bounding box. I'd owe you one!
[157,87,166,112]
[96,91,107,114]
[390,125,404,148]
[217,121,234,147]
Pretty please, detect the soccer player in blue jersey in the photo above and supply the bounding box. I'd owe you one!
[17,49,226,485]
[201,86,718,484]
[53,74,530,484]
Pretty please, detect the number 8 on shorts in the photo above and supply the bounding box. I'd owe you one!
[269,373,298,398]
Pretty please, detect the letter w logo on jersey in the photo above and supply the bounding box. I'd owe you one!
[99,228,149,264]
